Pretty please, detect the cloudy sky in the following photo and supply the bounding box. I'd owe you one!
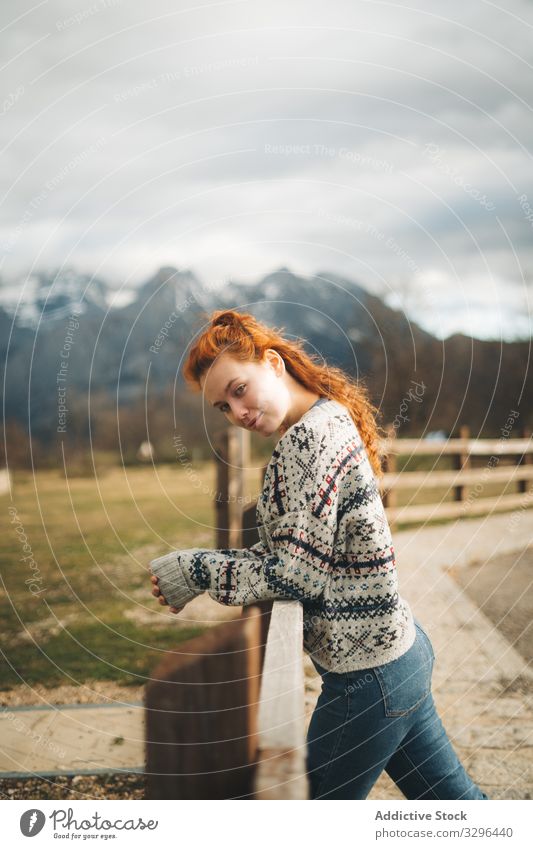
[1,0,532,339]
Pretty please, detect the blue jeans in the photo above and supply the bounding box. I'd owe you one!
[306,619,489,799]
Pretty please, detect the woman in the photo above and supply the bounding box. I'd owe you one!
[149,308,488,800]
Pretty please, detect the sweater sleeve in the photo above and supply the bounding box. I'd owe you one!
[149,417,339,608]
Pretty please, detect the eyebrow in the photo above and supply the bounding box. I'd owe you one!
[212,378,240,408]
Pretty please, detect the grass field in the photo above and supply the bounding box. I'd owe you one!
[0,461,263,690]
[0,455,523,690]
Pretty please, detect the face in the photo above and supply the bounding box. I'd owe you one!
[200,350,291,436]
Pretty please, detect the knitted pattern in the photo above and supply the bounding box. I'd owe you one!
[150,398,416,673]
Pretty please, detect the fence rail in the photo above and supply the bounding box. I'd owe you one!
[381,425,532,527]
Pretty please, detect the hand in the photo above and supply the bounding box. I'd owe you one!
[150,574,185,614]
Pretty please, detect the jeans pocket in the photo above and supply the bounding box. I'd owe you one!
[373,622,434,717]
[416,619,436,663]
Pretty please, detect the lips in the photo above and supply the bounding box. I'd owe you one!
[248,412,262,430]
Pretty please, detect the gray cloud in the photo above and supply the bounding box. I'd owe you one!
[1,0,532,339]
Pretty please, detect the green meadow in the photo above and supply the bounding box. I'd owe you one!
[0,453,519,690]
[0,460,263,691]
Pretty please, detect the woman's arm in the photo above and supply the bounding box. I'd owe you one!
[149,417,340,609]
[150,511,336,609]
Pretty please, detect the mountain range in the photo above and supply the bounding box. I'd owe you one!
[1,266,530,450]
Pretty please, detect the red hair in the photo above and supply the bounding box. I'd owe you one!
[183,308,386,479]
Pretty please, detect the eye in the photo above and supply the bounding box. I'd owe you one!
[219,383,246,413]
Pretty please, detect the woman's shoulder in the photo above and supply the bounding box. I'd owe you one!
[258,400,370,520]
[269,401,362,485]
[274,398,354,454]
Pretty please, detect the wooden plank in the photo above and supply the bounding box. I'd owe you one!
[380,464,533,491]
[241,502,273,671]
[517,427,532,494]
[0,468,11,496]
[381,423,397,531]
[214,427,249,548]
[241,501,259,548]
[227,427,249,546]
[145,607,262,800]
[386,490,533,524]
[215,429,230,548]
[253,601,309,799]
[453,425,470,502]
[381,437,532,456]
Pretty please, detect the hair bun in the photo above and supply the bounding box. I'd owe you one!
[212,310,241,328]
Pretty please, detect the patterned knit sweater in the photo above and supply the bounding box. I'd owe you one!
[150,397,416,673]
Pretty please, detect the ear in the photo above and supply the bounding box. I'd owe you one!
[264,348,284,376]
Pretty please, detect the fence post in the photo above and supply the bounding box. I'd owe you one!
[517,426,532,494]
[241,501,273,671]
[145,607,263,800]
[0,468,11,496]
[453,425,470,502]
[214,427,250,548]
[382,423,397,531]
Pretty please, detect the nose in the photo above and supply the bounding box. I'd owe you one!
[228,399,250,426]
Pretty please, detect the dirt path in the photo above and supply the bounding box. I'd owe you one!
[447,545,533,666]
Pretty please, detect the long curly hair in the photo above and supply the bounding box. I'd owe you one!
[183,308,386,479]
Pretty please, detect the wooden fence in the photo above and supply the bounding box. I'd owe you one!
[382,424,532,529]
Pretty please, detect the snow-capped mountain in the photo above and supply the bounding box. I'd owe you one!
[1,265,530,443]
